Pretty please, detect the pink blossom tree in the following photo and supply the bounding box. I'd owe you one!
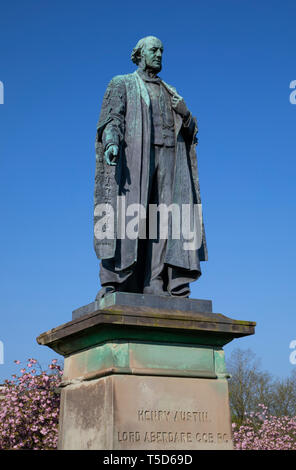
[0,358,62,450]
[232,404,296,450]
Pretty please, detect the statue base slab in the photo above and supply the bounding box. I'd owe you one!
[36,293,256,450]
[58,374,233,450]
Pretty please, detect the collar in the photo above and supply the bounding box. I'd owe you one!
[137,68,161,84]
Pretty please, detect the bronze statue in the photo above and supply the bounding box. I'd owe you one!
[94,36,207,299]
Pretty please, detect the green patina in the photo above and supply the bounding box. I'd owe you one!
[57,325,235,357]
[64,340,219,380]
[129,341,214,372]
[73,341,129,376]
[214,349,229,378]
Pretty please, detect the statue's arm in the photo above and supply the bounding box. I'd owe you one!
[178,102,197,141]
[182,112,198,141]
[169,89,196,139]
[97,76,126,150]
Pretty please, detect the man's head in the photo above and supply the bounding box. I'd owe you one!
[131,36,163,73]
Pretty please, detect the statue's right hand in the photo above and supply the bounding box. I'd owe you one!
[104,144,119,166]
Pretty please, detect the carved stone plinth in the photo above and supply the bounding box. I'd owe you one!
[36,293,256,450]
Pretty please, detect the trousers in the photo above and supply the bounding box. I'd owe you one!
[98,145,199,298]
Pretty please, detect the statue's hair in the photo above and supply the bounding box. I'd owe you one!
[131,36,162,65]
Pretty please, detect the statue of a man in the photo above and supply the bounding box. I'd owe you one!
[94,36,207,299]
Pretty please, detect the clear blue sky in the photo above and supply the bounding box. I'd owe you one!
[0,0,295,382]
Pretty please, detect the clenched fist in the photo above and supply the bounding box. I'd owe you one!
[104,144,119,166]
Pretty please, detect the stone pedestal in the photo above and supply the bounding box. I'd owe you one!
[37,293,256,450]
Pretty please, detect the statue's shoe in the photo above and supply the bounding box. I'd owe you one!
[95,285,116,301]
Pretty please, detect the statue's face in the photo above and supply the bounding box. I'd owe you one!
[142,37,163,72]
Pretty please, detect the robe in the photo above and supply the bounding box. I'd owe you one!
[94,70,208,288]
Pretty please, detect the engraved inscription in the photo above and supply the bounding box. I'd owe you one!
[116,408,229,446]
[118,431,141,442]
[117,431,230,444]
[144,431,194,444]
[137,409,209,423]
[113,376,233,450]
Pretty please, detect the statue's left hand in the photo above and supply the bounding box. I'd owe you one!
[171,94,190,120]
